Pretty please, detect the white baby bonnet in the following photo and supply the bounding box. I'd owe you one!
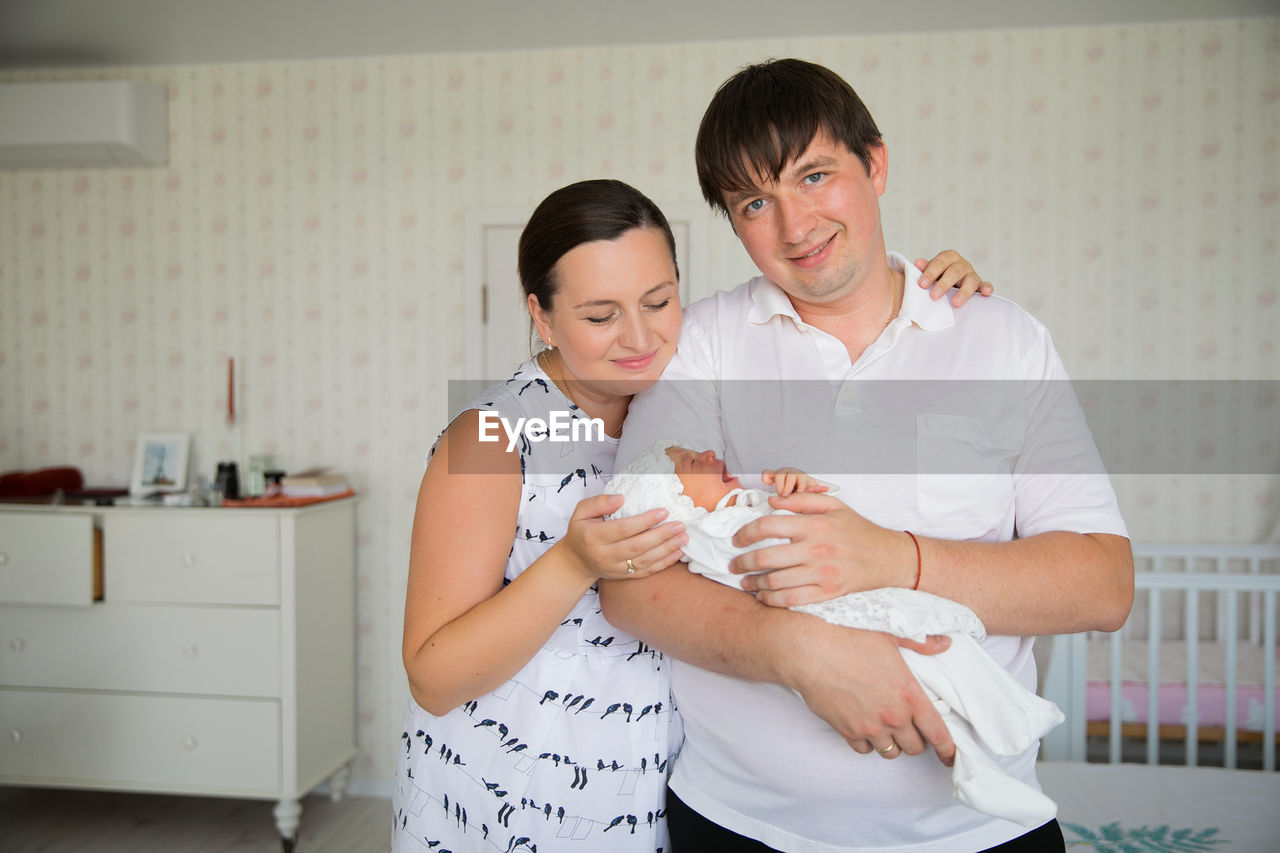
[604,440,709,526]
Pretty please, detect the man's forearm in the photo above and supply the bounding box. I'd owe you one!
[600,560,961,760]
[599,565,808,687]
[917,531,1133,636]
[605,531,1133,664]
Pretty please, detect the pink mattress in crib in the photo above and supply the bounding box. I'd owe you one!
[1086,639,1279,730]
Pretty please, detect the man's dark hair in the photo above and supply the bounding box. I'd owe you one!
[695,58,883,216]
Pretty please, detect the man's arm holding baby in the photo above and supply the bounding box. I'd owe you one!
[729,499,1132,636]
[597,565,956,762]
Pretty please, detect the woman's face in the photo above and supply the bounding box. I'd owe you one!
[529,226,682,402]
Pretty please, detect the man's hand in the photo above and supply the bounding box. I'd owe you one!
[731,492,915,606]
[601,552,956,764]
[787,620,955,764]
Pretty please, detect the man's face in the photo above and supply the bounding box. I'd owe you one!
[665,446,742,512]
[723,134,887,307]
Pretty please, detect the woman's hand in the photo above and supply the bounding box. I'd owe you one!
[557,493,688,582]
[914,251,993,306]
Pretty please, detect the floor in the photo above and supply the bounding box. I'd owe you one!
[0,786,391,853]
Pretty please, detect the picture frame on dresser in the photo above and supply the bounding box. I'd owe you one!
[129,431,190,496]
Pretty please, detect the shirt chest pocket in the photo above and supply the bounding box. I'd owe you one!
[915,413,1021,537]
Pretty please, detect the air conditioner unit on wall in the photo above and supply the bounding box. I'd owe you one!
[0,80,168,169]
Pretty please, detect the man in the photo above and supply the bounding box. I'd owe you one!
[600,59,1133,852]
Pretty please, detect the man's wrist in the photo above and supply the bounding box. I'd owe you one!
[768,612,834,692]
[904,530,922,590]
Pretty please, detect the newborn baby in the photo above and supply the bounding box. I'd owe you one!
[606,440,1064,828]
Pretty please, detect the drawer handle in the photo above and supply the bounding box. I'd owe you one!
[9,729,20,743]
[182,552,197,568]
[8,637,24,653]
[183,644,199,660]
[182,736,199,751]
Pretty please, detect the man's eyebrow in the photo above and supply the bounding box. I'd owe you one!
[724,188,759,207]
[787,154,840,176]
[569,281,675,310]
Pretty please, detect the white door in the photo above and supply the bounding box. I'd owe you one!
[482,223,537,381]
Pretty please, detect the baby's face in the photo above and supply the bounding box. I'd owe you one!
[666,446,743,511]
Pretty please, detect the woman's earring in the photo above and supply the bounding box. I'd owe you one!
[546,339,554,350]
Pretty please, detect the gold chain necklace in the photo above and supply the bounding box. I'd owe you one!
[538,350,624,439]
[884,269,900,330]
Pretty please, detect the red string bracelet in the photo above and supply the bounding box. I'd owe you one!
[904,530,922,591]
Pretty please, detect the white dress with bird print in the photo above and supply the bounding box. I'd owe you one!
[392,359,681,853]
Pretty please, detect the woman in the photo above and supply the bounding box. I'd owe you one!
[393,179,990,852]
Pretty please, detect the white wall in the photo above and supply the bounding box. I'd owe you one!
[1,17,1276,792]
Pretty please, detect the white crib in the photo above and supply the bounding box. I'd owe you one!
[1036,543,1280,847]
[1040,542,1280,771]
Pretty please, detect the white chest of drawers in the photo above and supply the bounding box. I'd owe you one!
[0,499,357,845]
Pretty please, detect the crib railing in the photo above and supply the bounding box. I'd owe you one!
[1040,543,1280,771]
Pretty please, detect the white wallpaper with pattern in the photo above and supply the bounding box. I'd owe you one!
[1,18,1276,791]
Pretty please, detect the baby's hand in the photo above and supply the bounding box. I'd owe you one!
[761,467,829,497]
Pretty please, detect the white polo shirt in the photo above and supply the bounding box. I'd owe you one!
[617,253,1127,852]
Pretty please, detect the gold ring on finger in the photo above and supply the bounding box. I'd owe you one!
[877,742,899,755]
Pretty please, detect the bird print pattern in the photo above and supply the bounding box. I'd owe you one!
[394,359,681,852]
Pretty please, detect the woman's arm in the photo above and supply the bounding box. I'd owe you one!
[402,410,684,715]
[402,410,584,714]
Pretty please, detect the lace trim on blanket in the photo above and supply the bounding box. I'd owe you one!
[792,587,987,643]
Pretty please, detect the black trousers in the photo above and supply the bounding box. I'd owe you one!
[665,787,1067,852]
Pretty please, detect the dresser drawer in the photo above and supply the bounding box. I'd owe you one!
[0,604,281,697]
[0,689,281,792]
[104,512,279,605]
[0,513,95,606]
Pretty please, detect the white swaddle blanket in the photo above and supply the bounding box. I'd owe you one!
[606,441,1064,827]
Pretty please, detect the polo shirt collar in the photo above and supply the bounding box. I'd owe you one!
[746,276,800,325]
[745,251,956,332]
[895,252,955,333]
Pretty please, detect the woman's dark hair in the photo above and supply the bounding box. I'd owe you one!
[518,179,678,312]
[695,58,883,216]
